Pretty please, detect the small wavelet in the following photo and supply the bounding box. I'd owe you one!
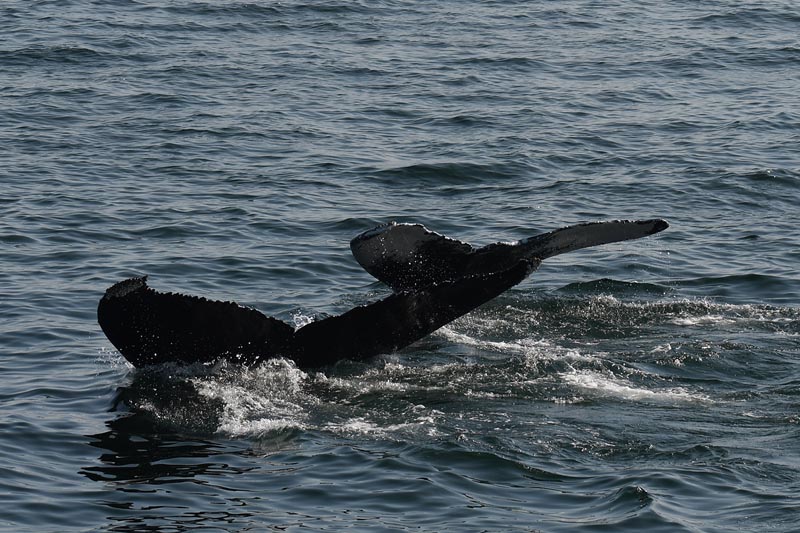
[369,162,515,186]
[0,45,107,66]
[559,278,670,296]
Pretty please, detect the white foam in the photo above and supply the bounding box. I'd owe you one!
[184,357,446,439]
[670,314,733,326]
[325,376,413,394]
[325,415,440,438]
[561,370,710,404]
[291,312,315,328]
[464,389,503,399]
[192,358,313,437]
[96,345,133,371]
[218,416,307,437]
[438,326,594,364]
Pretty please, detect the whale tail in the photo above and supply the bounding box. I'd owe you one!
[98,219,668,369]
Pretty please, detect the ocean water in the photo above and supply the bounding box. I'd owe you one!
[2,0,799,531]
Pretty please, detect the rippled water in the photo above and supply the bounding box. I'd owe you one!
[2,1,799,531]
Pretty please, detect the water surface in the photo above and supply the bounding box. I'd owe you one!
[1,1,799,531]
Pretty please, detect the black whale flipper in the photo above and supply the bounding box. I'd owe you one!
[290,259,538,368]
[97,277,294,367]
[350,219,669,292]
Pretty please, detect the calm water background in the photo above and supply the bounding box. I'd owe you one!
[2,1,799,531]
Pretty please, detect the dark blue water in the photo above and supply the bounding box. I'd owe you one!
[2,1,799,531]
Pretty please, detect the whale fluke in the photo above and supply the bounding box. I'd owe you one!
[350,219,668,292]
[98,219,668,369]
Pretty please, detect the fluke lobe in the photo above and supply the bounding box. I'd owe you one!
[98,219,668,369]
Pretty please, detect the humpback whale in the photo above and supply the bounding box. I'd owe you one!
[98,219,668,369]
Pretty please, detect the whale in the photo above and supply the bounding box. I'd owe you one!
[98,219,668,369]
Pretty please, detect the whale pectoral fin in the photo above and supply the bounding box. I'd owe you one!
[97,277,294,368]
[350,222,475,292]
[290,259,538,368]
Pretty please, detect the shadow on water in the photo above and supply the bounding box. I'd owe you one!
[78,375,304,532]
[82,377,240,485]
[82,412,236,485]
[80,367,301,487]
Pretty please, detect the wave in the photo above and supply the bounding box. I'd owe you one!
[559,278,669,296]
[0,45,108,66]
[369,162,516,186]
[672,273,800,303]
